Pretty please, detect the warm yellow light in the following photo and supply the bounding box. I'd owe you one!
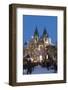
[31,58,33,62]
[46,55,48,59]
[39,55,43,62]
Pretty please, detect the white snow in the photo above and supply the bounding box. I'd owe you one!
[32,65,55,74]
[23,65,55,75]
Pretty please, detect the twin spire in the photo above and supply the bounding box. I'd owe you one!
[34,27,48,40]
[24,27,48,46]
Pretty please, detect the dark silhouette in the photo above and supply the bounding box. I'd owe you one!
[46,60,50,70]
[53,62,57,72]
[27,59,32,74]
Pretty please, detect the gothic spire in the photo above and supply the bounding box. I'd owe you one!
[34,27,39,42]
[43,28,48,38]
[34,27,39,37]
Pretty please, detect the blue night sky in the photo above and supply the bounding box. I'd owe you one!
[23,15,57,44]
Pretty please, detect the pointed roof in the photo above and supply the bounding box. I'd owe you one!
[24,41,27,46]
[43,28,48,38]
[34,27,39,37]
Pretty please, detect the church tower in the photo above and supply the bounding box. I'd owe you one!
[42,28,48,42]
[34,27,39,43]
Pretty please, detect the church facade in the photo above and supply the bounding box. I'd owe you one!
[23,28,57,63]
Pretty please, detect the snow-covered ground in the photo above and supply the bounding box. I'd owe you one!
[23,65,55,75]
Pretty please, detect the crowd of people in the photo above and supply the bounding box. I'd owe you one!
[23,54,57,74]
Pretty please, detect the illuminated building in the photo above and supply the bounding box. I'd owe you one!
[24,28,57,63]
